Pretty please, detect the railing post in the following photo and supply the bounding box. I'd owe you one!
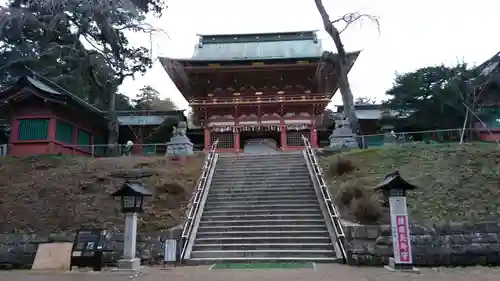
[301,134,347,263]
[179,139,219,261]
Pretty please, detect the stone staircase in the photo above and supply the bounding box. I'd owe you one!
[186,151,339,262]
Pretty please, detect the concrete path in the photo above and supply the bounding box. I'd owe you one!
[3,264,500,281]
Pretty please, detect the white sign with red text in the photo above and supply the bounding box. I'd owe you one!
[389,196,413,264]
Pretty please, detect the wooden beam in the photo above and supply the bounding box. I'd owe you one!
[185,63,317,73]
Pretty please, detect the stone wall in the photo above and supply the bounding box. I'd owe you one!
[0,228,181,269]
[345,222,500,266]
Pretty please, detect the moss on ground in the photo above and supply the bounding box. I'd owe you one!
[318,143,500,224]
[0,153,206,233]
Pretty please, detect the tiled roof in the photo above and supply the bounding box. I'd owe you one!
[191,30,322,61]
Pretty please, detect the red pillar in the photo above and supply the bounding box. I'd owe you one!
[133,138,141,155]
[234,129,240,152]
[47,117,56,153]
[280,118,287,151]
[204,127,211,151]
[9,119,19,143]
[8,119,19,156]
[311,120,318,148]
[71,126,78,155]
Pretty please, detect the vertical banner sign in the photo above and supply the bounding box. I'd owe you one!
[389,196,413,264]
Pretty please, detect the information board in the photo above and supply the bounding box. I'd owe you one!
[70,229,107,271]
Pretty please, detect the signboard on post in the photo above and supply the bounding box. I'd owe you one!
[374,171,419,272]
[389,196,413,265]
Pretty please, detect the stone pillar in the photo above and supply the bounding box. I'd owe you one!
[117,212,140,270]
[204,127,210,151]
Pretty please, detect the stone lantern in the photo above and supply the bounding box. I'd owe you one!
[111,180,152,271]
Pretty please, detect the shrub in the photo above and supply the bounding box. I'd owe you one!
[336,181,366,206]
[350,195,383,224]
[327,156,356,177]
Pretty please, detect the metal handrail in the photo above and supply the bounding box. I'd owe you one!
[180,139,219,260]
[301,135,347,262]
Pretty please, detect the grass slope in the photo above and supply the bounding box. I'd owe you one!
[0,154,205,233]
[318,143,500,224]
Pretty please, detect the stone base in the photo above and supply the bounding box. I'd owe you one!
[168,155,187,165]
[116,258,141,271]
[384,258,419,273]
[329,136,358,149]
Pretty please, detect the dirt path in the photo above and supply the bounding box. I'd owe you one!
[4,264,500,281]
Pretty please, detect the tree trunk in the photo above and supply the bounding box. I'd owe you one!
[314,0,360,134]
[107,90,119,156]
[337,63,360,133]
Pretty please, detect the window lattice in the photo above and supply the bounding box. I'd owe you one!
[77,129,91,152]
[286,130,310,147]
[55,120,73,144]
[18,119,49,141]
[211,132,234,149]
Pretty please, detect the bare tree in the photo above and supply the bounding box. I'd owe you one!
[355,96,377,105]
[314,0,379,134]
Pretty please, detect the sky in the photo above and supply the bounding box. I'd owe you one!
[120,0,500,111]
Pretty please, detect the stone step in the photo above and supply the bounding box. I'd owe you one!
[217,159,305,165]
[210,179,312,185]
[192,243,333,251]
[202,208,322,216]
[206,194,317,201]
[211,174,311,180]
[217,165,307,171]
[215,165,307,172]
[208,189,316,197]
[214,171,311,177]
[219,154,303,160]
[188,256,338,263]
[205,198,319,206]
[196,230,328,238]
[209,187,313,194]
[199,219,325,227]
[190,249,336,259]
[208,186,315,193]
[203,203,320,211]
[194,236,331,245]
[219,152,302,157]
[201,213,323,222]
[197,225,327,233]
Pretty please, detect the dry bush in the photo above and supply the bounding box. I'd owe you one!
[336,180,367,206]
[327,156,356,177]
[350,195,383,224]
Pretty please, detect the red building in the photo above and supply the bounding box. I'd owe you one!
[0,75,109,156]
[161,31,359,152]
[0,74,188,157]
